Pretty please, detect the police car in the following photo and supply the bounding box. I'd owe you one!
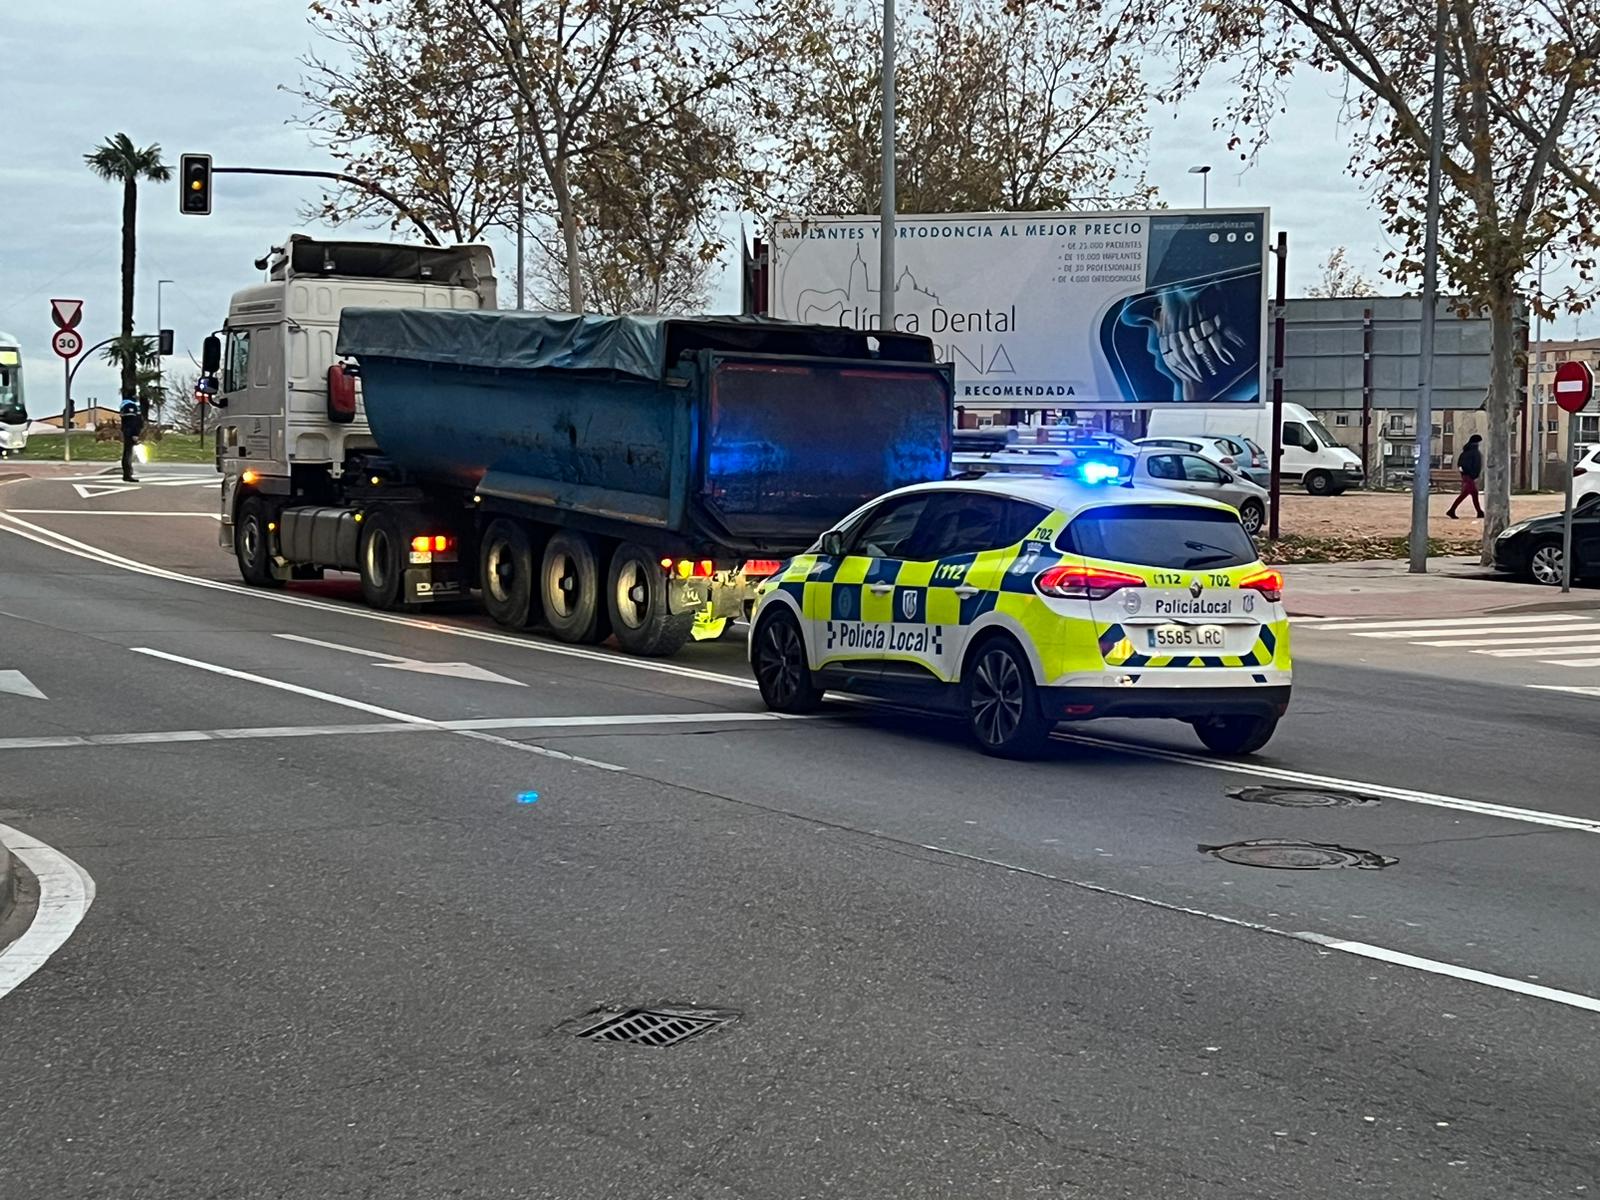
[748,461,1291,758]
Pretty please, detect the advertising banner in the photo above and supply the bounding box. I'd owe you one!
[769,209,1270,408]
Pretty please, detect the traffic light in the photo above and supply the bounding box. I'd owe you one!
[180,154,212,216]
[158,328,175,356]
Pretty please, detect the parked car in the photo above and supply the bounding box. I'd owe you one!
[1134,435,1268,485]
[1146,402,1365,495]
[1132,447,1269,535]
[1493,493,1600,585]
[1572,444,1600,504]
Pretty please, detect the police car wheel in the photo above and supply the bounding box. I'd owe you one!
[608,542,696,657]
[963,638,1051,759]
[234,494,283,589]
[1192,714,1278,756]
[753,610,823,713]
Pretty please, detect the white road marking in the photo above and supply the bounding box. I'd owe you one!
[453,728,624,772]
[274,633,526,687]
[8,509,221,520]
[0,670,46,700]
[71,483,138,500]
[0,711,792,754]
[1480,643,1600,658]
[1053,730,1600,835]
[1351,622,1589,639]
[6,510,1598,835]
[132,648,428,723]
[1309,614,1592,632]
[920,840,1600,1017]
[1546,658,1600,667]
[1413,632,1600,647]
[0,822,96,1001]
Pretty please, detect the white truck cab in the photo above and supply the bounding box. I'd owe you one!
[210,236,495,548]
[1145,402,1364,496]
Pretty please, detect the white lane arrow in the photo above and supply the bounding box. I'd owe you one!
[0,670,47,700]
[72,483,139,499]
[273,633,526,687]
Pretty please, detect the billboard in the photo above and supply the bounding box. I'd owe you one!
[769,209,1270,408]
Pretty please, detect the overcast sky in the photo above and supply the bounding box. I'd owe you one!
[2,2,1585,417]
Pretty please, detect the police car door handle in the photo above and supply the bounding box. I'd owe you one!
[869,583,894,595]
[954,585,980,597]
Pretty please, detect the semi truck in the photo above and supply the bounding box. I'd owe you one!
[209,236,954,657]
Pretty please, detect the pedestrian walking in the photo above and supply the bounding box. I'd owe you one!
[118,396,144,483]
[1447,433,1484,519]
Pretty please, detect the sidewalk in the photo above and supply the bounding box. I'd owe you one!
[1281,555,1600,618]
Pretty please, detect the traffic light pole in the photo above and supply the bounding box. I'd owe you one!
[210,168,442,246]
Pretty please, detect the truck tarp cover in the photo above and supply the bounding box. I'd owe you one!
[335,309,936,382]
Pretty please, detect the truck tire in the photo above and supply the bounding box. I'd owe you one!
[607,542,697,657]
[480,518,538,628]
[541,530,604,643]
[234,494,283,588]
[358,511,407,610]
[1303,470,1332,496]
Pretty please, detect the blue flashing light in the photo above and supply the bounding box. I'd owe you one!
[1076,460,1123,485]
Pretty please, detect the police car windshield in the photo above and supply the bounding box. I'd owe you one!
[1056,504,1257,570]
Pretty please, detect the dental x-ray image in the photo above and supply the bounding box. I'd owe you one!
[1098,213,1265,404]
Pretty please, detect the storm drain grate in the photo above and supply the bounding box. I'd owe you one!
[577,1008,731,1047]
[1229,785,1380,809]
[1201,839,1396,871]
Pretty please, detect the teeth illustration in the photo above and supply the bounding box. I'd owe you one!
[1120,283,1251,402]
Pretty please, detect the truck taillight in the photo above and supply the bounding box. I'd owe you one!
[412,535,453,553]
[1240,568,1284,602]
[1036,565,1145,601]
[327,363,360,424]
[660,558,715,579]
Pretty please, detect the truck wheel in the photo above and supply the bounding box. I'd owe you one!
[541,531,604,643]
[1303,470,1332,496]
[234,494,283,588]
[607,542,696,656]
[480,519,538,628]
[358,511,406,610]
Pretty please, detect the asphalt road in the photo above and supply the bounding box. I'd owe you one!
[1,467,1598,1198]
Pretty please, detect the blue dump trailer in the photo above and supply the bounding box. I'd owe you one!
[249,309,953,657]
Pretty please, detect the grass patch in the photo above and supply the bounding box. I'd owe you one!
[1261,534,1476,564]
[10,433,215,464]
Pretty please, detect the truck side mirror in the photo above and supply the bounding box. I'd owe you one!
[202,335,222,374]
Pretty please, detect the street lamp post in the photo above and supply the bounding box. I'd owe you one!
[1188,164,1212,209]
[879,0,896,333]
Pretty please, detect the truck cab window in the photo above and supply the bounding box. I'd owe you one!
[224,331,251,393]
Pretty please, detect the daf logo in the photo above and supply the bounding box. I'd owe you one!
[1189,579,1204,599]
[901,590,918,621]
[1122,590,1142,615]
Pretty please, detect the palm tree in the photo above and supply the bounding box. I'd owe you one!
[85,134,172,416]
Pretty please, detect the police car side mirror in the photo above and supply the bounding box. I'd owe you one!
[821,531,845,557]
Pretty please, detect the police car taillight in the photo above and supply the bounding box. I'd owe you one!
[743,559,783,578]
[1240,567,1284,602]
[1036,565,1145,601]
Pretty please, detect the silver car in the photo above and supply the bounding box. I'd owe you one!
[1133,447,1270,535]
[1135,435,1269,486]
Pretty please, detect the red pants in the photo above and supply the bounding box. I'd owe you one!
[1449,473,1482,516]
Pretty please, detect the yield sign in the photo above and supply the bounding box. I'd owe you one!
[50,299,84,331]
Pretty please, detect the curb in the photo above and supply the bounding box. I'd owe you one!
[0,833,15,938]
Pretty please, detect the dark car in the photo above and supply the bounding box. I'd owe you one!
[1493,493,1600,585]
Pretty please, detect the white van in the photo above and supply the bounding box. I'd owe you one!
[1145,403,1364,496]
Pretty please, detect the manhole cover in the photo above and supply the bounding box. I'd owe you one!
[577,1007,732,1047]
[1200,839,1396,870]
[1229,786,1379,809]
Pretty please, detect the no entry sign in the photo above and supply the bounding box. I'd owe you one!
[1554,360,1594,414]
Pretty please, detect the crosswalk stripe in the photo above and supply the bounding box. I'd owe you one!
[1479,643,1600,657]
[1350,622,1594,639]
[1543,658,1600,667]
[1416,632,1600,647]
[1312,614,1592,632]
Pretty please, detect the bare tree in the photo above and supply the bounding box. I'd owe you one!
[1307,247,1379,299]
[1109,0,1600,557]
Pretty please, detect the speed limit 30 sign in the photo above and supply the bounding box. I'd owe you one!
[51,328,84,359]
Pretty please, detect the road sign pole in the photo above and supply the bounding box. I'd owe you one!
[1563,419,1577,593]
[62,357,72,463]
